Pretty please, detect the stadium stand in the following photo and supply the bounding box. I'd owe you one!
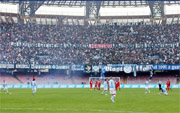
[0,74,20,84]
[0,23,179,65]
[16,74,73,84]
[127,75,177,84]
[72,75,89,84]
[0,1,179,87]
[1,71,178,84]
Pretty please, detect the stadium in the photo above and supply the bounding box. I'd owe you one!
[0,0,180,113]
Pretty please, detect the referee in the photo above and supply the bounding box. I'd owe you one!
[158,80,162,91]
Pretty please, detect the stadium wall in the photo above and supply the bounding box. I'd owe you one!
[0,84,179,89]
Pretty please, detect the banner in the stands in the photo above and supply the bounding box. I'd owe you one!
[0,64,179,71]
[10,42,178,49]
[0,64,14,68]
[153,65,180,70]
[89,44,112,48]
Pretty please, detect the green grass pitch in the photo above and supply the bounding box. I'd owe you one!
[0,88,179,113]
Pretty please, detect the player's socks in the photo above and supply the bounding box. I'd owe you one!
[111,95,115,102]
[114,95,116,99]
[105,91,107,95]
[101,90,104,94]
[111,97,114,102]
[112,95,115,100]
[111,97,113,102]
[33,91,35,95]
[145,89,149,94]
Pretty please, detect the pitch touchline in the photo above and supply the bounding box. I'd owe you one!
[0,108,150,113]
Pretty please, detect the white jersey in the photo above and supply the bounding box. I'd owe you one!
[31,81,37,89]
[145,81,149,89]
[3,82,7,88]
[109,79,115,89]
[145,81,149,86]
[3,82,8,90]
[109,79,116,95]
[103,81,108,90]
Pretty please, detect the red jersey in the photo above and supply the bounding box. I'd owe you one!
[98,81,101,86]
[90,80,93,85]
[167,81,170,86]
[107,81,109,86]
[118,81,120,86]
[95,81,98,85]
[115,82,118,87]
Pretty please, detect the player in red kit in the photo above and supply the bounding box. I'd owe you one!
[98,80,101,90]
[94,79,98,90]
[166,79,172,91]
[90,79,93,90]
[117,80,120,90]
[115,81,118,91]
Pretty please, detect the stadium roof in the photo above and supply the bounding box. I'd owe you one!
[1,0,180,19]
[2,0,180,7]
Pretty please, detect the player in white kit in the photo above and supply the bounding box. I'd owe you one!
[145,79,150,94]
[31,77,37,96]
[2,80,8,94]
[101,79,108,95]
[109,77,116,102]
[160,88,168,96]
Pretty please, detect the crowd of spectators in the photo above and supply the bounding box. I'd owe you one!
[0,22,179,65]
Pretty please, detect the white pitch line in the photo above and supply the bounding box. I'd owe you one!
[8,92,180,95]
[1,108,178,113]
[0,108,150,113]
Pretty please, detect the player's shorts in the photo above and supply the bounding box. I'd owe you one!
[32,87,37,91]
[3,87,8,90]
[145,86,149,90]
[110,88,116,95]
[167,85,170,88]
[104,87,107,91]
